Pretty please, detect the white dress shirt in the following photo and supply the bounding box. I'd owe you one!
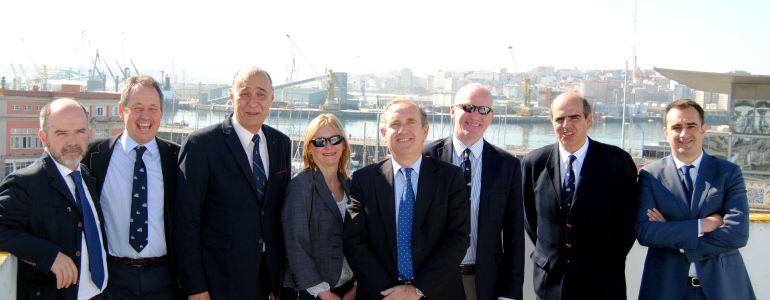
[672,151,704,278]
[391,157,422,232]
[558,137,590,188]
[232,117,270,179]
[101,133,166,258]
[52,157,108,300]
[451,137,483,265]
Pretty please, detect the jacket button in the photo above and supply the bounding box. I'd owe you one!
[565,243,572,249]
[566,223,573,229]
[261,210,265,216]
[258,239,263,244]
[36,292,41,296]
[77,222,83,228]
[75,251,81,257]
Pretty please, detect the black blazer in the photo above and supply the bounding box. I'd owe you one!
[175,116,291,299]
[0,154,106,300]
[423,138,524,300]
[282,169,351,291]
[343,156,469,300]
[521,138,637,299]
[82,135,180,279]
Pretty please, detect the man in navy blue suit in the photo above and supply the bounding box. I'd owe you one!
[636,99,755,300]
[175,67,291,300]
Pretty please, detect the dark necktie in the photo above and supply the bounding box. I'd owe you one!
[130,146,148,253]
[561,155,577,210]
[252,134,267,199]
[461,148,472,199]
[397,167,415,281]
[680,165,695,205]
[69,171,105,288]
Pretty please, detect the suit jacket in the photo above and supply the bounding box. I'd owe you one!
[175,116,291,299]
[282,169,351,291]
[343,156,470,300]
[423,138,524,300]
[636,152,756,300]
[82,135,181,282]
[0,154,106,300]
[521,138,637,299]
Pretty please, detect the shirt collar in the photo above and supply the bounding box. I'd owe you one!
[672,150,704,170]
[232,116,264,147]
[391,156,423,177]
[559,136,590,164]
[119,132,158,158]
[452,136,484,159]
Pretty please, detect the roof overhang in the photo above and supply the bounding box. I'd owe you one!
[654,67,770,94]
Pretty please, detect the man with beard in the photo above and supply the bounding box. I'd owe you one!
[0,98,109,300]
[83,75,181,299]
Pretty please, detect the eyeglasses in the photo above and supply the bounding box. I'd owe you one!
[455,104,493,115]
[310,135,344,147]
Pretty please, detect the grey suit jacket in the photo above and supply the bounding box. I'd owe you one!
[283,169,351,290]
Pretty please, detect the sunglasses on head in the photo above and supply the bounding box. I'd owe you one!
[456,104,493,115]
[310,135,344,147]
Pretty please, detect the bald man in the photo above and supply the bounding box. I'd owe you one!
[175,67,291,300]
[424,83,524,300]
[0,98,108,300]
[521,92,637,299]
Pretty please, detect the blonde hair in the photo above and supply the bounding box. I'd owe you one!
[302,114,350,179]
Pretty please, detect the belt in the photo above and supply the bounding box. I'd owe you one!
[459,264,476,275]
[688,277,701,287]
[108,255,165,267]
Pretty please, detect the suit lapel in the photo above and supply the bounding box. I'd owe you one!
[43,155,82,215]
[222,118,261,200]
[661,156,692,216]
[375,161,398,265]
[413,158,436,231]
[692,153,716,217]
[439,138,454,163]
[546,144,563,205]
[88,135,120,193]
[263,125,281,206]
[572,139,596,209]
[478,141,495,235]
[313,170,345,225]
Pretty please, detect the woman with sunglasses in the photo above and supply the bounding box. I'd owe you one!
[282,114,356,300]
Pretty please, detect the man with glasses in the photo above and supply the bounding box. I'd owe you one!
[175,67,291,300]
[636,100,755,300]
[0,98,108,299]
[424,83,524,300]
[344,99,469,300]
[83,75,181,299]
[521,91,637,299]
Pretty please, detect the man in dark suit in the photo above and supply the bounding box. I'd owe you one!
[175,67,291,300]
[0,98,108,299]
[423,83,523,300]
[83,75,181,299]
[636,99,755,300]
[344,99,469,300]
[521,92,637,299]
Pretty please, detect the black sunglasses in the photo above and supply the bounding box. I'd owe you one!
[456,104,493,115]
[310,135,344,147]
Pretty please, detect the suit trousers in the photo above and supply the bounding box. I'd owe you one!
[686,286,706,300]
[106,259,178,300]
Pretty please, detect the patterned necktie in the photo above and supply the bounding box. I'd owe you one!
[680,165,695,205]
[252,134,267,199]
[69,171,105,288]
[461,149,472,199]
[397,167,415,281]
[130,146,148,253]
[561,155,577,210]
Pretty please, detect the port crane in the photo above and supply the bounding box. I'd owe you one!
[508,45,532,116]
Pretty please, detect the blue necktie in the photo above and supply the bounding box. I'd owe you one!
[397,168,415,281]
[680,165,695,205]
[561,155,577,211]
[69,171,105,288]
[252,134,267,199]
[461,149,472,199]
[130,146,148,253]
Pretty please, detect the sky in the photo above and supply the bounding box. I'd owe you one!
[2,0,769,85]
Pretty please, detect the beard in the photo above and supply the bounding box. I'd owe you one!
[48,144,84,169]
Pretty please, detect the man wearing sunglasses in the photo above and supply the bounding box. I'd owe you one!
[175,67,291,300]
[521,92,637,299]
[424,83,524,300]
